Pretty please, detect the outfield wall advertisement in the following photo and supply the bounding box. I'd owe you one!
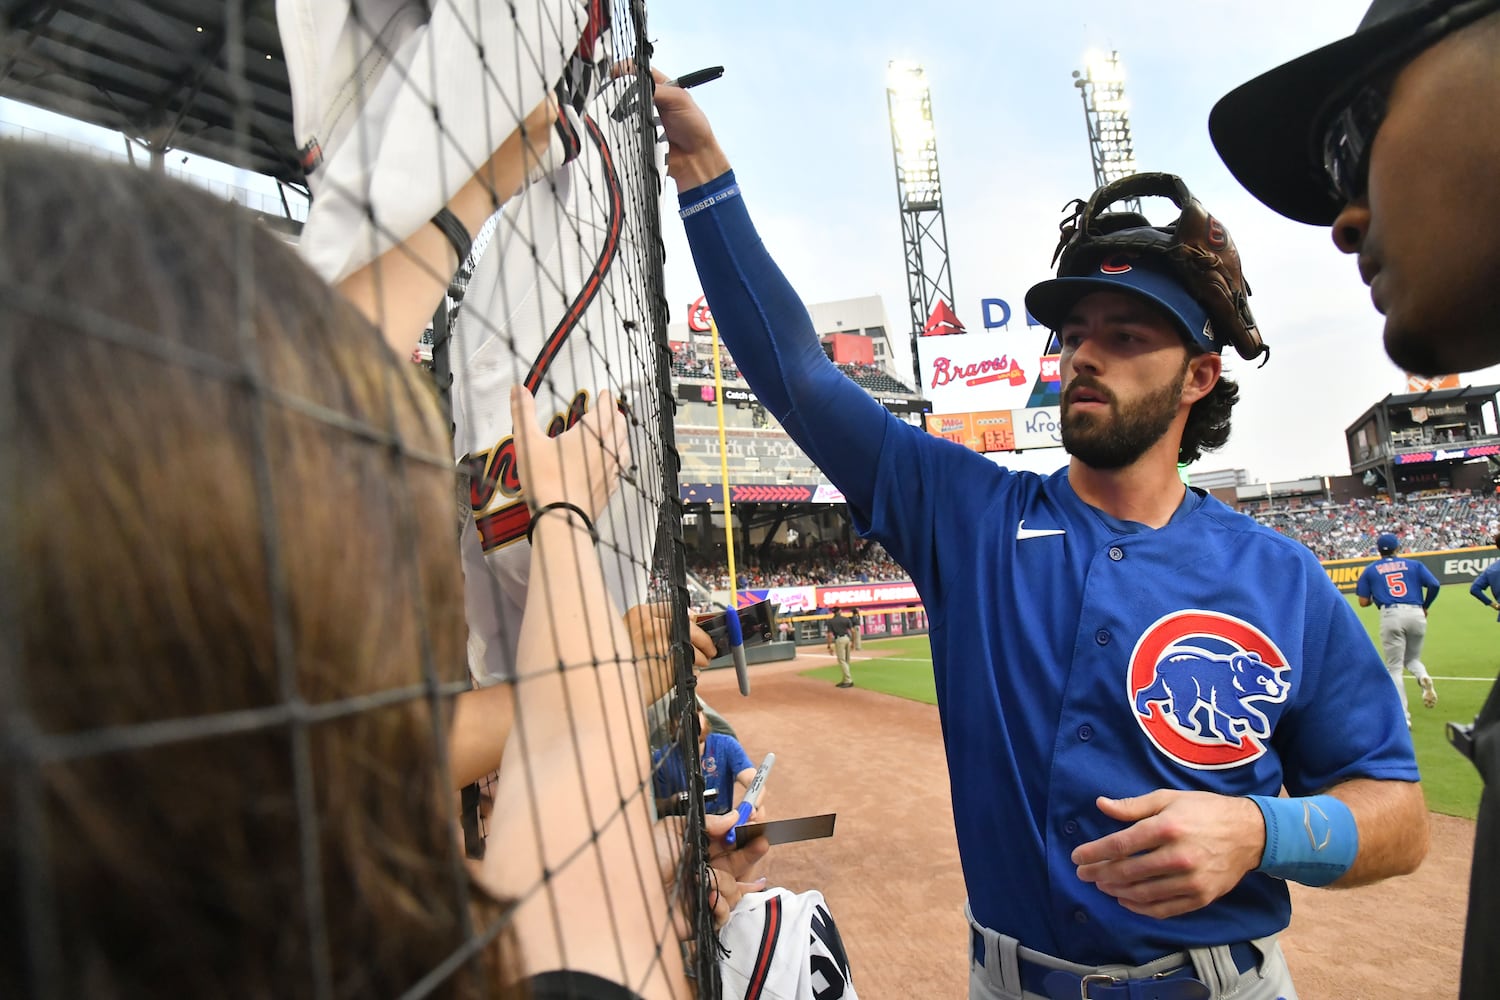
[1321,547,1498,592]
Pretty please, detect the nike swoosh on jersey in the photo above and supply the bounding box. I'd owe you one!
[1016,520,1066,540]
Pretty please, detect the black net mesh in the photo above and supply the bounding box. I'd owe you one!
[1,0,714,996]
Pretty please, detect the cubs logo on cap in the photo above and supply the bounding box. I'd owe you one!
[1129,610,1291,770]
[1024,251,1223,355]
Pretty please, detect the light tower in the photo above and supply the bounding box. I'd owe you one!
[886,60,958,394]
[1072,50,1140,211]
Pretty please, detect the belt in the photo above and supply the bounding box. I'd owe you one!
[971,931,1258,1000]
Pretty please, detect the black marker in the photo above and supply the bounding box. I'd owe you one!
[664,66,724,90]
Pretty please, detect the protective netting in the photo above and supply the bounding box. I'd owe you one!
[2,1,714,997]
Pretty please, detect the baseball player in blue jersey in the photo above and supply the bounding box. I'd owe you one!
[653,76,1426,1000]
[1468,535,1500,619]
[1356,532,1441,724]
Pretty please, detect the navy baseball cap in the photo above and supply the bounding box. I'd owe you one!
[1025,251,1220,354]
[1210,0,1500,226]
[1378,532,1400,551]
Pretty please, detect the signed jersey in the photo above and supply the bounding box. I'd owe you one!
[678,171,1418,966]
[286,0,663,684]
[1356,557,1439,608]
[451,76,666,683]
[719,888,858,1000]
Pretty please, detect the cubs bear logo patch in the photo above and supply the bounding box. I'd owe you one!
[1127,610,1291,770]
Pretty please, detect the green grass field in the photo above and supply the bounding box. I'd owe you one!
[803,585,1496,819]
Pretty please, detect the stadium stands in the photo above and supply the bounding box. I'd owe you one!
[688,540,904,589]
[1245,493,1500,560]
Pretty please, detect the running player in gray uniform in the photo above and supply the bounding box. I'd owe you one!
[1355,532,1440,726]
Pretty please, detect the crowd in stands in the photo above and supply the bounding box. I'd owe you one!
[670,342,741,381]
[689,539,905,589]
[670,344,914,396]
[685,494,1500,583]
[836,360,913,395]
[1245,492,1500,560]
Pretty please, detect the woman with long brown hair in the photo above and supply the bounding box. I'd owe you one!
[1,137,692,998]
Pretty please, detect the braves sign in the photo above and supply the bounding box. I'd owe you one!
[1128,610,1291,770]
[916,328,1059,414]
[687,295,713,333]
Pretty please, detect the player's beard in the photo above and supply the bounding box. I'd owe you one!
[1061,361,1187,471]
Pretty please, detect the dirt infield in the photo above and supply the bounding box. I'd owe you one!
[697,649,1474,999]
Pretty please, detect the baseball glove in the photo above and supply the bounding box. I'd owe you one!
[1050,172,1267,363]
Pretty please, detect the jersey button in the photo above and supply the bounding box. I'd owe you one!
[1094,629,1110,646]
[1063,819,1078,835]
[1078,725,1094,741]
[1073,909,1089,924]
[1108,545,1124,561]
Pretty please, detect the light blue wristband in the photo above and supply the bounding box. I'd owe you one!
[1247,794,1358,887]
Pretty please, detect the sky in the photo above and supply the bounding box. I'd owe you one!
[5,1,1493,485]
[647,0,1500,484]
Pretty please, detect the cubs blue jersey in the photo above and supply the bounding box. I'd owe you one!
[653,733,753,816]
[1356,557,1440,608]
[680,172,1419,965]
[1470,561,1500,619]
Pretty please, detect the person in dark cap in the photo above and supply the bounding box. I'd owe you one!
[1211,6,1500,995]
[1210,0,1500,379]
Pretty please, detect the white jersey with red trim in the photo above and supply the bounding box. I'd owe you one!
[719,888,857,1000]
[452,76,666,683]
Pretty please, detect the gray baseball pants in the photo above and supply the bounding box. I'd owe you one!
[1379,603,1433,724]
[966,903,1297,1000]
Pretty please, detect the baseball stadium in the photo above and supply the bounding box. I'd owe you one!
[3,2,1497,999]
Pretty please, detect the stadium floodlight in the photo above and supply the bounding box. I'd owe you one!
[1072,49,1142,210]
[887,61,942,210]
[886,59,957,394]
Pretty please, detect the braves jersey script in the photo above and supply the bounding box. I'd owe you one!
[719,888,858,1000]
[679,172,1418,966]
[287,1,663,683]
[450,74,666,682]
[1356,557,1439,609]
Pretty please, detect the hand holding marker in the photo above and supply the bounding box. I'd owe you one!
[726,752,774,846]
[663,66,725,90]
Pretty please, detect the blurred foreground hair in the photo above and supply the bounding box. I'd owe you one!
[1,141,510,997]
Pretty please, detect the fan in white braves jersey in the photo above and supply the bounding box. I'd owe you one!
[279,1,713,786]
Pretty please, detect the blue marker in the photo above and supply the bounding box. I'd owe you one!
[725,752,774,846]
[725,604,750,695]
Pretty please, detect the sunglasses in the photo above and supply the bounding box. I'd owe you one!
[1318,0,1500,206]
[1320,83,1389,205]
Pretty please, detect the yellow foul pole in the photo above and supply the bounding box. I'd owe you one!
[709,318,738,609]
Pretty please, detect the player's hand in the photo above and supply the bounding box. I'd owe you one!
[624,603,717,672]
[1071,790,1265,919]
[510,385,629,520]
[647,67,731,188]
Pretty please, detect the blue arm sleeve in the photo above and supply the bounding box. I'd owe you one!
[1471,569,1493,604]
[1355,568,1373,599]
[677,171,895,521]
